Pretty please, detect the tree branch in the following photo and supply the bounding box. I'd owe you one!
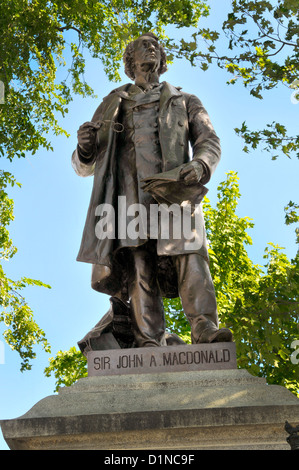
[57,25,82,37]
[246,12,297,47]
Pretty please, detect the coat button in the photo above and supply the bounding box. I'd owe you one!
[178,121,184,127]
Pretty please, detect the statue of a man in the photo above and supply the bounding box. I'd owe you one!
[72,32,232,348]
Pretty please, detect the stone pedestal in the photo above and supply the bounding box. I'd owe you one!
[1,343,299,450]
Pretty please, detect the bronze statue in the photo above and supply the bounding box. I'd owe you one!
[72,32,233,352]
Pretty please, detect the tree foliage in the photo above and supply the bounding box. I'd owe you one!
[0,0,208,161]
[0,171,51,371]
[169,172,299,396]
[173,0,299,159]
[44,347,87,391]
[204,172,299,396]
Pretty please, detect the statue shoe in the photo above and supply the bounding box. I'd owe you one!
[198,327,233,344]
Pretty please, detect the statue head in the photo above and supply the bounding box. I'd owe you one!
[123,32,167,80]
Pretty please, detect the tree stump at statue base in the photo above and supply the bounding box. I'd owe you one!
[1,342,299,450]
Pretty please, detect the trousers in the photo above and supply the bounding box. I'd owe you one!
[126,242,219,347]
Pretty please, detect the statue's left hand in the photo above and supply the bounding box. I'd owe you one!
[180,161,204,185]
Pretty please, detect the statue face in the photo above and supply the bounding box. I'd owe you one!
[133,36,161,72]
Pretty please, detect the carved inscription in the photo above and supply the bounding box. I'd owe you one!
[117,354,143,369]
[94,356,111,370]
[88,342,237,377]
[162,348,231,366]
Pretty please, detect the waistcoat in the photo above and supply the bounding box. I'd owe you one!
[115,84,164,247]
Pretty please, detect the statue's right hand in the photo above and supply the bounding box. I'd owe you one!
[77,121,99,155]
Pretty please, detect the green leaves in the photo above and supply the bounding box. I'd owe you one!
[164,296,191,343]
[0,172,19,261]
[0,171,51,371]
[235,121,299,160]
[154,0,209,28]
[163,171,299,396]
[182,1,299,160]
[44,347,87,392]
[1,1,298,162]
[0,266,51,372]
[224,1,299,157]
[0,0,212,160]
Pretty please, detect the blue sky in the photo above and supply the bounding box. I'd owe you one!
[0,2,298,449]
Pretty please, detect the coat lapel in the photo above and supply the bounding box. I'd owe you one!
[105,81,182,114]
[159,81,182,115]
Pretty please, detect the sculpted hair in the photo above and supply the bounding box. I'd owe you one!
[123,32,168,80]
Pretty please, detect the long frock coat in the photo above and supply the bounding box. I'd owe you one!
[72,81,221,300]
